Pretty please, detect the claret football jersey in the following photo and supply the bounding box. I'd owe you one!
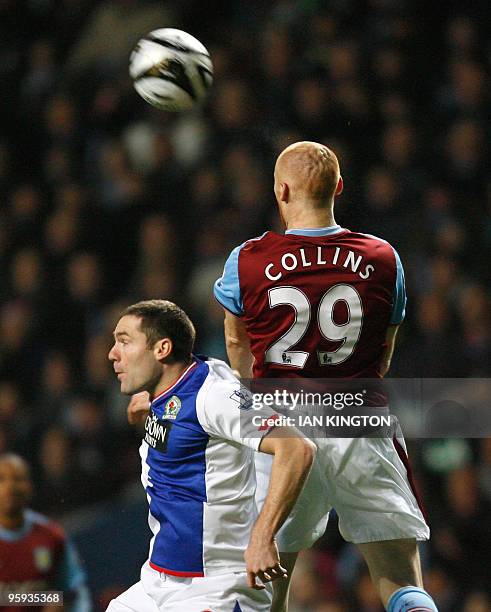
[214,226,406,379]
[0,510,87,611]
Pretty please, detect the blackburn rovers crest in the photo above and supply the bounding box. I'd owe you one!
[163,395,181,420]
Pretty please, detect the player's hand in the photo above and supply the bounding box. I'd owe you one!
[244,536,288,590]
[127,392,150,425]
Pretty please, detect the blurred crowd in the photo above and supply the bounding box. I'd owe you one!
[0,0,490,610]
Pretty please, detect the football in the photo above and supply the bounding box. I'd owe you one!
[129,28,213,112]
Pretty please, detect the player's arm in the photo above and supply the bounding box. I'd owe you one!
[223,309,253,378]
[380,246,406,376]
[379,324,399,377]
[214,244,251,375]
[54,538,91,612]
[245,429,316,589]
[197,381,314,588]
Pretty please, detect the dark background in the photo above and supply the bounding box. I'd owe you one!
[0,1,490,610]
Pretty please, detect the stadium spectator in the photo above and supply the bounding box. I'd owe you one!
[0,454,90,611]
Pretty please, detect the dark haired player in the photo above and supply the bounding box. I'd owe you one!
[0,454,90,612]
[214,142,437,612]
[106,300,315,612]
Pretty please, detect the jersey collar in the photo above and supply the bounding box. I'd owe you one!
[0,511,33,541]
[151,359,198,407]
[285,225,343,237]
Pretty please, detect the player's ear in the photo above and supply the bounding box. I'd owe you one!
[154,338,173,361]
[280,182,289,203]
[335,176,344,196]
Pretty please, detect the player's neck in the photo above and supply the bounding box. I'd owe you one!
[285,208,336,231]
[0,512,24,530]
[150,357,194,402]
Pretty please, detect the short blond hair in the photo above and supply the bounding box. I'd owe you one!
[275,141,340,203]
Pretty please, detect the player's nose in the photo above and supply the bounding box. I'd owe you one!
[108,344,118,362]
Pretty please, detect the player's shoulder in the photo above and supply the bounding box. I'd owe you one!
[201,357,246,402]
[348,230,391,246]
[236,231,275,254]
[203,357,239,390]
[25,509,66,542]
[195,358,253,429]
[348,230,400,259]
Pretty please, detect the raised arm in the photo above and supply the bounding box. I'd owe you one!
[245,429,316,589]
[223,309,254,378]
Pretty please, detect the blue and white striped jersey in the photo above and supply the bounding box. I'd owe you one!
[139,356,272,578]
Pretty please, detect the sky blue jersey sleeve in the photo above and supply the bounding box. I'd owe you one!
[390,248,407,325]
[57,539,92,611]
[213,245,244,316]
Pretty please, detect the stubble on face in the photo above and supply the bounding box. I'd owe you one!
[111,316,160,396]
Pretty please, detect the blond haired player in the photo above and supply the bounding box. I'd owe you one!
[214,142,437,612]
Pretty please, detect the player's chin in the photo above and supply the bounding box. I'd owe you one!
[122,382,145,396]
[120,381,133,395]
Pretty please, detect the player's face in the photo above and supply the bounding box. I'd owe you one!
[108,315,163,396]
[0,459,32,516]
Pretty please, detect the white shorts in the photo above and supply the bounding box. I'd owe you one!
[256,430,430,552]
[106,561,272,612]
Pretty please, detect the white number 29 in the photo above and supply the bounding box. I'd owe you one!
[264,284,363,368]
